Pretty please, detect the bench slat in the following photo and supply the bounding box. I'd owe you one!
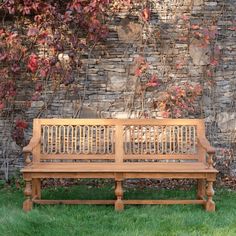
[123,154,198,160]
[38,118,205,126]
[40,154,115,160]
[21,162,218,173]
[33,199,205,205]
[39,154,199,161]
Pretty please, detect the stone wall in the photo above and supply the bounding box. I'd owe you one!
[0,0,235,180]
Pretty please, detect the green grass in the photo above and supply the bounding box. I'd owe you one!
[0,184,236,236]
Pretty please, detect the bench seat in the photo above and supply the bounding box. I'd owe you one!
[22,162,217,174]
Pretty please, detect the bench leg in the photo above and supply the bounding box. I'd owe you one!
[197,179,206,199]
[32,179,41,199]
[205,181,215,212]
[115,180,124,212]
[23,180,33,212]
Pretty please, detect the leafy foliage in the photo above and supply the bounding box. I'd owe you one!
[0,0,221,142]
[154,83,203,118]
[12,119,28,145]
[0,0,122,111]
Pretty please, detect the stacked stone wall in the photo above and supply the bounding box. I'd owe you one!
[0,0,235,180]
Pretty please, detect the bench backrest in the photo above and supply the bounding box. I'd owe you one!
[31,119,207,163]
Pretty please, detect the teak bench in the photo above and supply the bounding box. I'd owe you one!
[21,119,218,212]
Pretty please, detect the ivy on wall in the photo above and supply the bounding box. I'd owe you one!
[0,0,222,142]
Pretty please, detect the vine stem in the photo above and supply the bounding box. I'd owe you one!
[73,42,96,118]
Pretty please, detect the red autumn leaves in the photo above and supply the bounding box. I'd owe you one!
[27,54,49,77]
[12,119,28,145]
[156,83,203,118]
[142,8,150,22]
[134,56,149,77]
[0,80,16,110]
[0,0,221,122]
[15,119,28,129]
[134,56,160,88]
[146,74,160,87]
[133,53,203,118]
[27,54,38,73]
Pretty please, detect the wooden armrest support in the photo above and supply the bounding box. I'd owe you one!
[198,137,215,169]
[23,137,40,153]
[198,137,215,154]
[22,137,40,165]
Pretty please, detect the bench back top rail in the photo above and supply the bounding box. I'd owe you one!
[30,119,207,163]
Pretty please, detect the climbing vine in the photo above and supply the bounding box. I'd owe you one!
[0,0,223,138]
[0,0,220,116]
[0,0,132,142]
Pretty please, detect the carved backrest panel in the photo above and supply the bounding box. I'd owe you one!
[124,125,197,155]
[41,125,115,157]
[32,119,205,162]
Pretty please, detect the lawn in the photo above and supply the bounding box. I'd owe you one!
[0,183,236,236]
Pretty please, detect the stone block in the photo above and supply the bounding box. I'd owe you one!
[107,72,127,91]
[189,38,211,65]
[193,0,203,5]
[31,101,44,108]
[79,107,99,118]
[117,19,142,44]
[217,112,236,132]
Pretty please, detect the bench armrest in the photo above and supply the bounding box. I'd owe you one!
[198,137,215,169]
[197,137,215,154]
[22,137,40,165]
[23,137,40,153]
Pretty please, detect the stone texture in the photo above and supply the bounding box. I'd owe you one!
[189,39,211,65]
[194,0,204,5]
[107,72,127,91]
[79,106,99,118]
[117,19,142,43]
[217,112,236,132]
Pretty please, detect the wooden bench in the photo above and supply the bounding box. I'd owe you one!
[21,119,218,212]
